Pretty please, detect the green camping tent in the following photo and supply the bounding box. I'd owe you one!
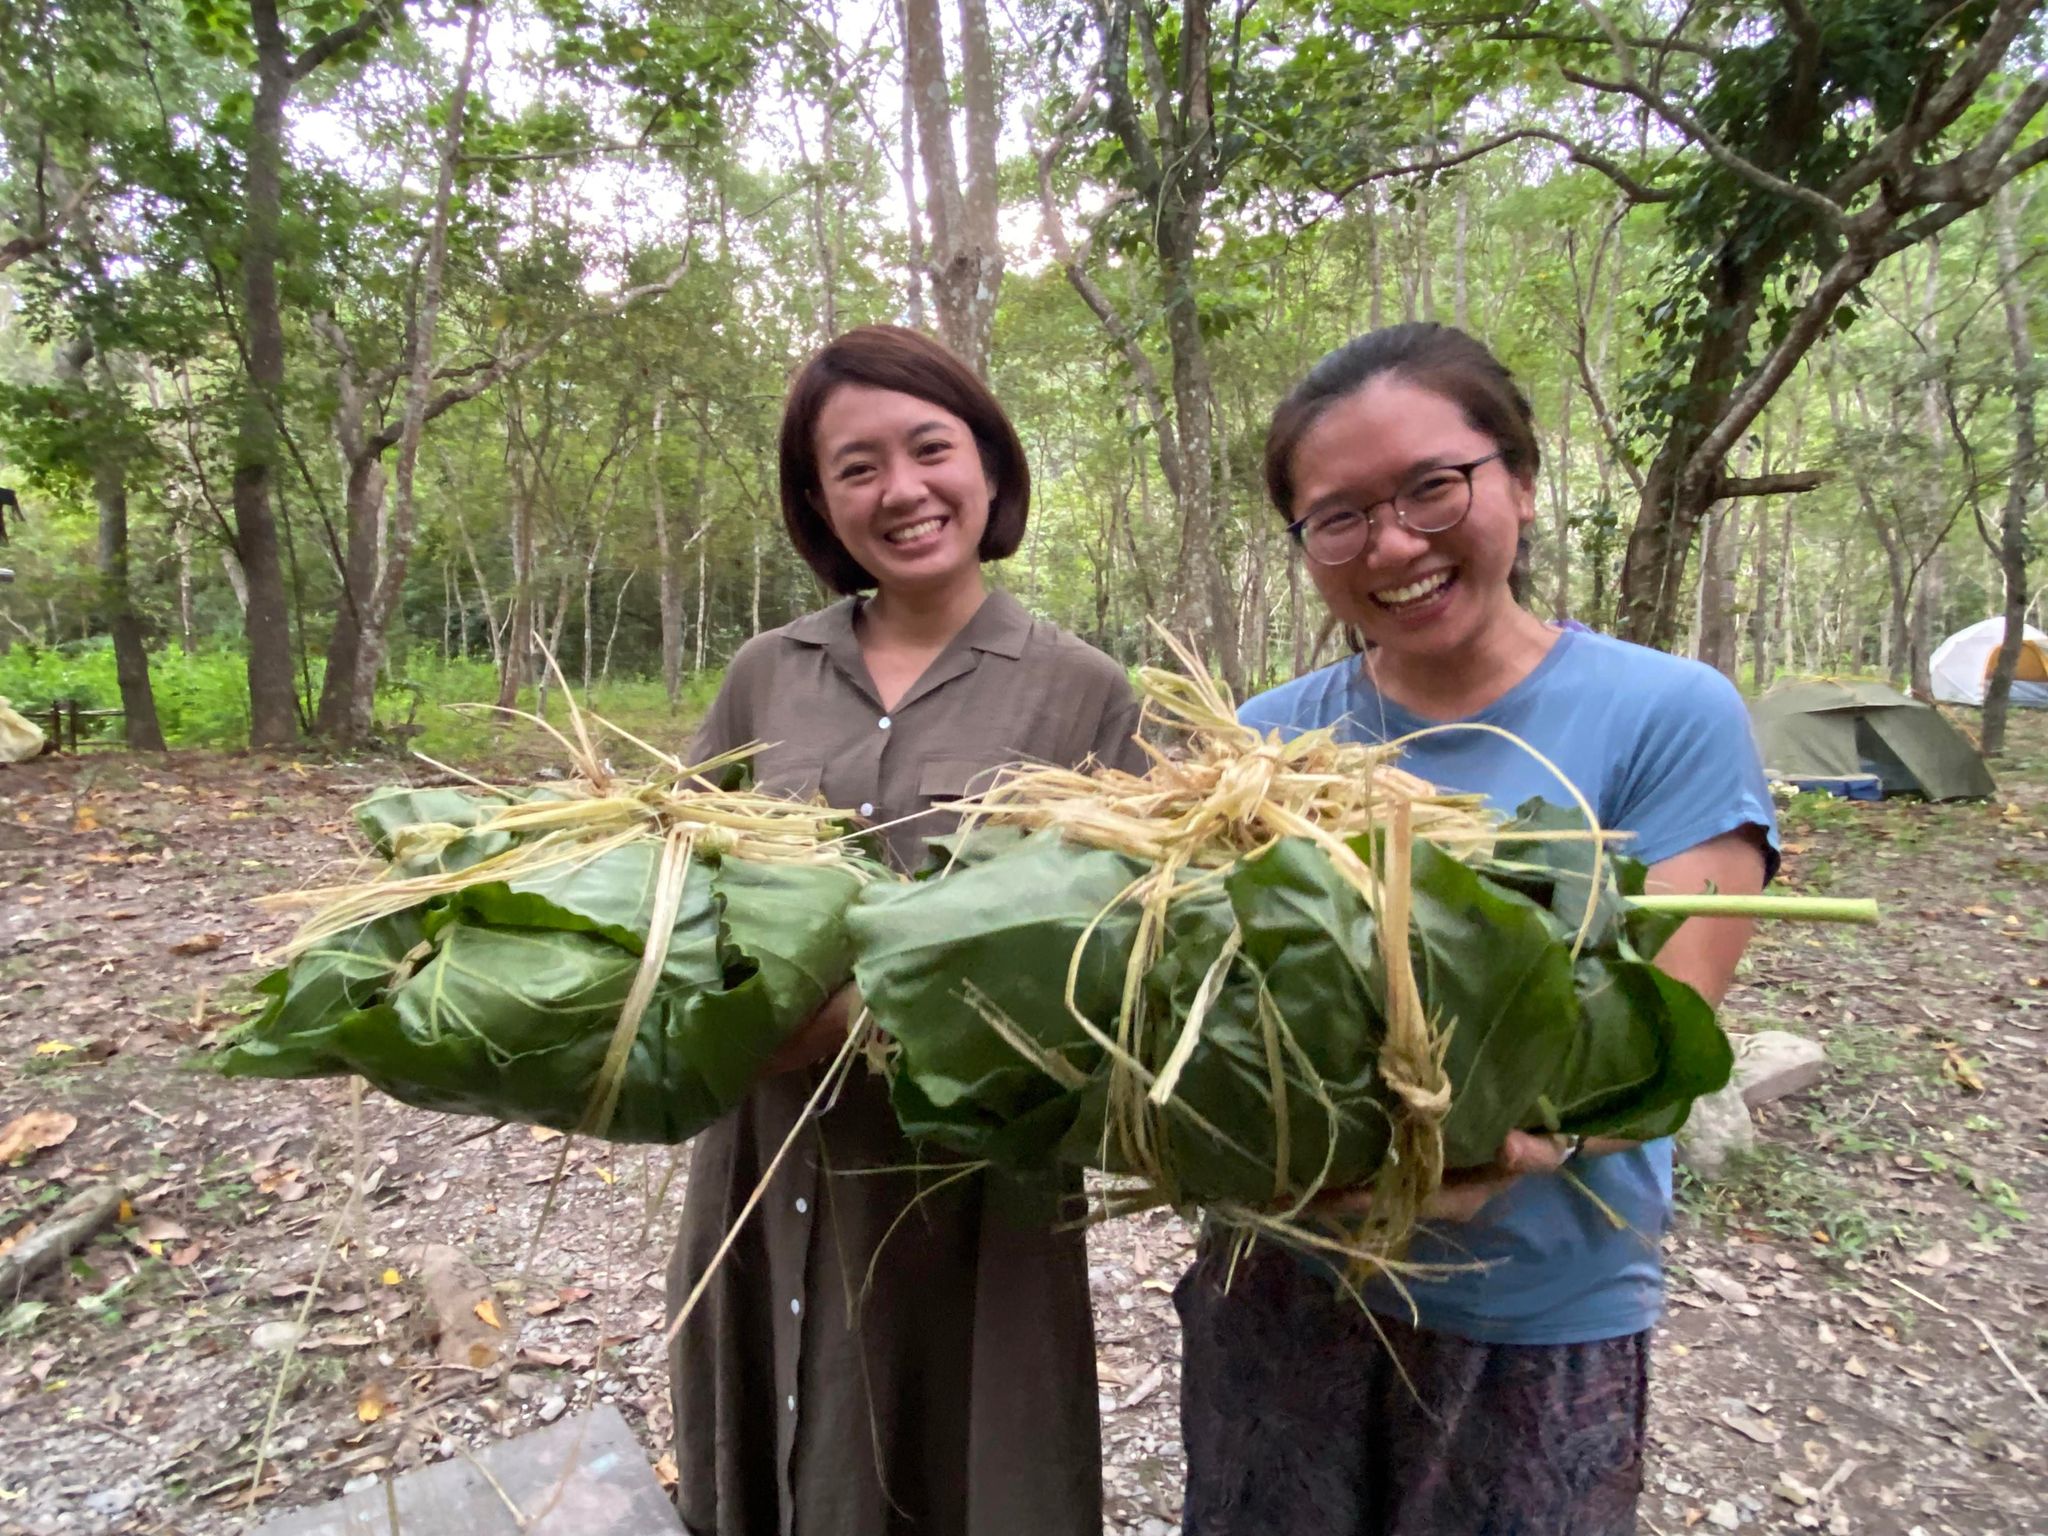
[1749,679,1996,801]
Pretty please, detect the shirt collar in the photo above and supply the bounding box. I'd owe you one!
[783,589,1031,660]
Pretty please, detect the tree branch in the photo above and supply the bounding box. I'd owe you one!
[1713,470,1825,497]
[0,176,96,272]
[1089,0,1162,195]
[1035,112,1184,503]
[1333,127,1677,204]
[1558,65,1850,228]
[366,257,693,458]
[291,0,403,81]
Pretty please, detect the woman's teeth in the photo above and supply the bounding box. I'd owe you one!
[885,517,945,545]
[1372,571,1454,609]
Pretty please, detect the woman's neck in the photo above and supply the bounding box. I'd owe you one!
[860,571,989,653]
[1364,606,1559,721]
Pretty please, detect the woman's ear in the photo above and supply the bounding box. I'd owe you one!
[1512,472,1538,529]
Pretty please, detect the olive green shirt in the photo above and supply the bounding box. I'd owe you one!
[667,590,1144,1536]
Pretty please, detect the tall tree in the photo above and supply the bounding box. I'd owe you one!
[225,0,403,745]
[1981,180,2040,755]
[900,0,1002,372]
[1349,0,2047,648]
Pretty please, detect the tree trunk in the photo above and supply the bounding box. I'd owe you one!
[902,0,1003,373]
[93,441,166,751]
[895,0,927,330]
[1549,368,1574,620]
[1452,181,1469,331]
[1982,184,2038,757]
[652,399,683,708]
[580,534,601,692]
[1365,193,1384,330]
[342,2,484,742]
[497,472,534,712]
[232,0,305,748]
[693,539,709,673]
[1748,502,1771,692]
[313,435,383,735]
[173,518,195,653]
[1696,503,1741,680]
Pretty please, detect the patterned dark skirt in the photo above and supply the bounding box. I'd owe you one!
[1174,1242,1649,1536]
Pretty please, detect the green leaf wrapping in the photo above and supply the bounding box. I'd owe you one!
[853,806,1733,1201]
[219,793,879,1143]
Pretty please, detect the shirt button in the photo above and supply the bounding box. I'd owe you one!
[789,1297,802,1316]
[878,716,891,730]
[858,804,873,819]
[795,1197,809,1214]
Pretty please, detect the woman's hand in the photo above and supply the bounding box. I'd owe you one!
[1306,1130,1574,1225]
[764,984,862,1075]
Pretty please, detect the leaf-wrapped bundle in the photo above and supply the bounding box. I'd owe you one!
[853,805,1731,1214]
[219,784,884,1143]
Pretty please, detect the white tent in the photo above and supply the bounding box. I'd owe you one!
[1929,617,2048,707]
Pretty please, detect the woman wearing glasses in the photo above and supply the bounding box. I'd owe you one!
[1174,324,1777,1535]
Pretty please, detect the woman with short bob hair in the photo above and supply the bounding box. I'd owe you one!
[777,323,1031,593]
[667,324,1142,1536]
[1174,323,1778,1535]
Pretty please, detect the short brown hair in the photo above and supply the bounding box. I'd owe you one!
[1263,323,1541,520]
[778,325,1030,594]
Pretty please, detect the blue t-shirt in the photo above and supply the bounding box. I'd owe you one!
[1238,629,1778,1344]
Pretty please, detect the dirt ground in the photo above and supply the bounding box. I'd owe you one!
[2,715,2044,1536]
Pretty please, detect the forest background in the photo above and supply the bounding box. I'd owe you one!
[0,0,2043,764]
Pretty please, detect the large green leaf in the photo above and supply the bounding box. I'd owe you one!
[218,787,884,1144]
[864,807,1737,1203]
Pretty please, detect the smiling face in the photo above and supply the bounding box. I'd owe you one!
[1288,374,1536,666]
[810,383,995,601]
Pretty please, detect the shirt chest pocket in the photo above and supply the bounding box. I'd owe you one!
[918,757,1008,807]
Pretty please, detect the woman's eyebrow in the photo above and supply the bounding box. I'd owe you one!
[827,421,952,463]
[1299,453,1465,515]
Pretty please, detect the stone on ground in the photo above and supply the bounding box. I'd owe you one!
[1677,1079,1755,1180]
[1733,1030,1827,1107]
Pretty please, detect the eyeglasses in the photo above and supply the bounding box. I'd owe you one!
[1286,451,1507,566]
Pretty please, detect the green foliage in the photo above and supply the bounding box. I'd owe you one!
[218,788,885,1142]
[855,806,1731,1205]
[0,642,252,744]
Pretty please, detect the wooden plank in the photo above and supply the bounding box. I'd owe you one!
[250,1403,681,1536]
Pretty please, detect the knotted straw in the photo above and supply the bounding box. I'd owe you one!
[940,630,1534,1266]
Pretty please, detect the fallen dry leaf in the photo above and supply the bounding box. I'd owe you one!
[356,1380,395,1423]
[652,1453,678,1492]
[136,1215,189,1245]
[474,1298,504,1330]
[1719,1409,1784,1446]
[168,1243,204,1268]
[0,1219,38,1260]
[168,932,226,956]
[0,1110,78,1165]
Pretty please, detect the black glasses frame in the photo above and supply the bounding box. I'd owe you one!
[1285,450,1507,566]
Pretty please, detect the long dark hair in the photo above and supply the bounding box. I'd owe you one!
[777,325,1030,595]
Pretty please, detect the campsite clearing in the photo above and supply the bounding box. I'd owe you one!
[2,717,2044,1536]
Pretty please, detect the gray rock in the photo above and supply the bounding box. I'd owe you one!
[1735,1030,1827,1107]
[537,1394,568,1424]
[1678,1080,1755,1179]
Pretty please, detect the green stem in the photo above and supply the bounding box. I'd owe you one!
[1626,894,1878,924]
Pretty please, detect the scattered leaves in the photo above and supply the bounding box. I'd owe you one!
[473,1297,503,1331]
[168,932,226,956]
[0,1110,77,1166]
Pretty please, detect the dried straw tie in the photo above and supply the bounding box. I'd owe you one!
[947,632,1500,1261]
